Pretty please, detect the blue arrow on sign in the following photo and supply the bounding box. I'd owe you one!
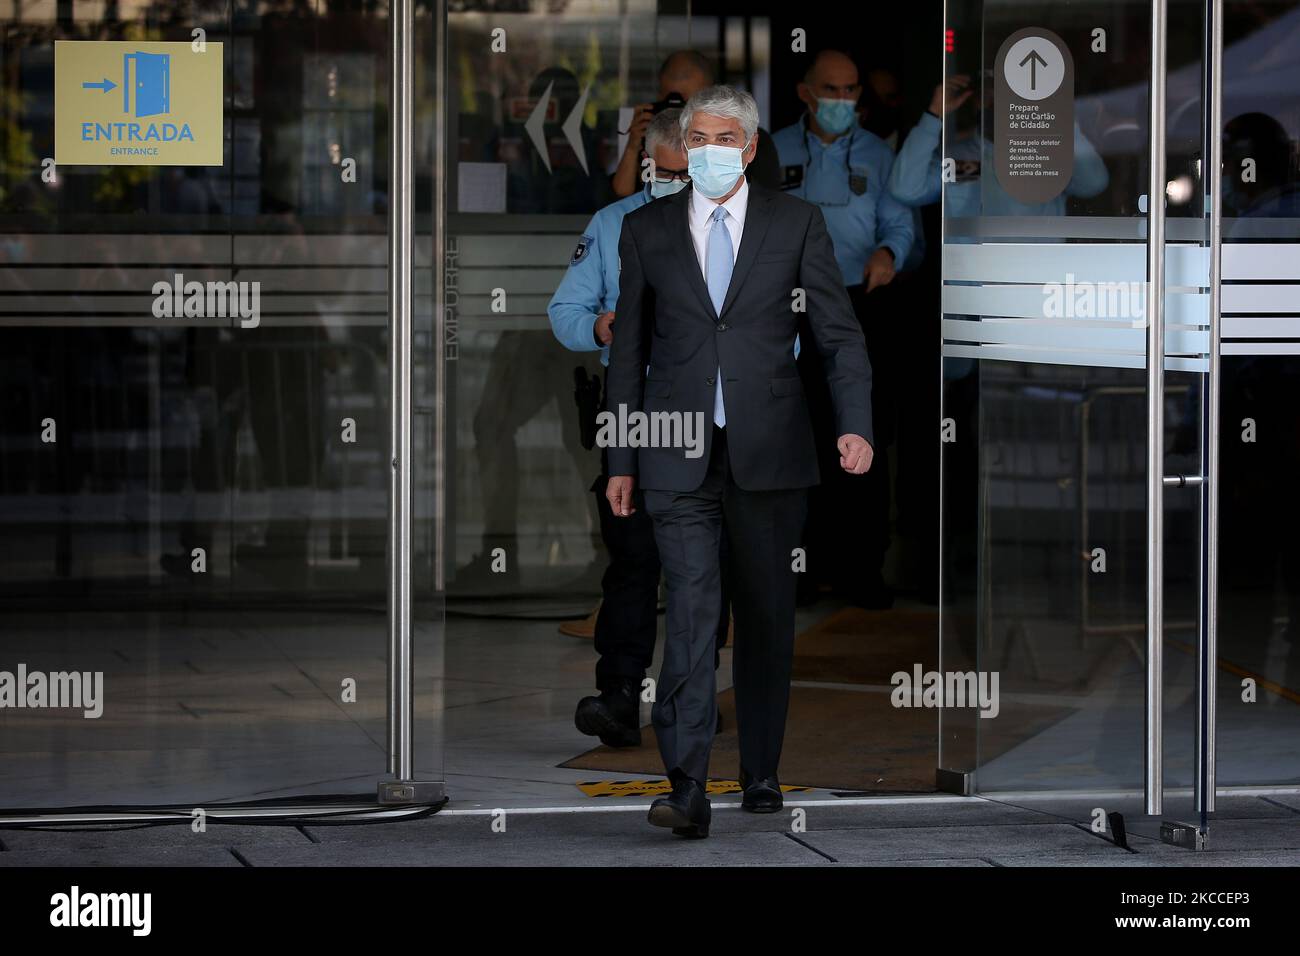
[82,78,117,93]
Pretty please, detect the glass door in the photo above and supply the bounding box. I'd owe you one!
[1214,0,1300,797]
[0,1,444,816]
[937,0,1223,846]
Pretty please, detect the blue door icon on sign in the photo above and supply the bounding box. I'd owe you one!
[123,52,169,117]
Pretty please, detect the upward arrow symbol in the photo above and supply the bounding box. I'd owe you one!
[1018,49,1048,91]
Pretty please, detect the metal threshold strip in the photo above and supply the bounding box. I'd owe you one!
[407,785,1300,816]
[984,785,1300,801]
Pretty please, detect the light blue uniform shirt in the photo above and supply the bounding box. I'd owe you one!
[548,187,653,366]
[771,119,915,286]
[887,111,1110,216]
[887,112,1110,378]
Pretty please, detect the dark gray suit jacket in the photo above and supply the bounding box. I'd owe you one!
[606,181,873,492]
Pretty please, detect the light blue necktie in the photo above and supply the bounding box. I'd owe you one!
[706,206,733,428]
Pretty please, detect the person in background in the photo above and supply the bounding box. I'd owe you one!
[771,49,914,609]
[886,73,1110,609]
[887,73,1109,215]
[458,66,612,594]
[549,109,730,748]
[862,66,905,148]
[611,50,781,198]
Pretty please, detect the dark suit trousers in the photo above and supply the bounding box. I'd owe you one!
[591,440,731,694]
[644,427,807,785]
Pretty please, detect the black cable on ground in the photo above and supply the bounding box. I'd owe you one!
[0,793,448,830]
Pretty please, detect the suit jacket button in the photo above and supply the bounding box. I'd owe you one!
[716,323,728,331]
[706,377,715,386]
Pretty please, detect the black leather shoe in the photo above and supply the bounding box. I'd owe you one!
[739,768,783,813]
[574,679,641,748]
[648,778,710,838]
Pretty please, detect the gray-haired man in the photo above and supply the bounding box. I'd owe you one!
[605,86,875,838]
[549,110,733,752]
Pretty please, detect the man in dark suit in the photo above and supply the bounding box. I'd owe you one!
[605,85,875,838]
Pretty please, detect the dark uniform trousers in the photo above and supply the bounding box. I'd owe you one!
[644,426,807,786]
[797,282,894,592]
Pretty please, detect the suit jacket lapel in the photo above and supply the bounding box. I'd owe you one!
[667,188,719,320]
[719,184,773,318]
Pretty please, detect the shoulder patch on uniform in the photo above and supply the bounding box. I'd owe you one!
[570,235,593,266]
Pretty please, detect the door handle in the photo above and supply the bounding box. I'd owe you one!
[1144,0,1169,817]
[1145,0,1223,820]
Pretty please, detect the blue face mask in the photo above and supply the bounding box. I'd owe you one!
[687,142,749,199]
[814,98,858,136]
[648,178,688,199]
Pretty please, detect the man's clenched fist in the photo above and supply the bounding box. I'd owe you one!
[837,434,874,475]
[606,475,636,516]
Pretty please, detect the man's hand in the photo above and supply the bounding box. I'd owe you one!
[606,475,636,516]
[837,434,874,475]
[611,104,658,197]
[929,75,973,116]
[594,311,615,346]
[627,103,654,146]
[864,248,896,292]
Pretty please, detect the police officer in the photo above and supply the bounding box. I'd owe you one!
[887,73,1109,216]
[885,74,1109,607]
[771,49,914,608]
[550,109,730,747]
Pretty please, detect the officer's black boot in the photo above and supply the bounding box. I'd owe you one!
[574,677,642,748]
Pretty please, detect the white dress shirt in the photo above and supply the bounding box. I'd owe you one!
[688,177,748,274]
[688,178,748,427]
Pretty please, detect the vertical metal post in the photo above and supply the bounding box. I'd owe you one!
[935,0,951,781]
[433,0,448,593]
[1145,0,1168,817]
[380,0,442,807]
[386,0,415,786]
[1198,0,1223,817]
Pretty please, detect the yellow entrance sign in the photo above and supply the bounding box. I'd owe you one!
[55,40,223,166]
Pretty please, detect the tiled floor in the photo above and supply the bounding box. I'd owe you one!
[2,600,1298,866]
[2,793,1298,866]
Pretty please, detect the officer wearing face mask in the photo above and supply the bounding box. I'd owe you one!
[551,109,694,368]
[549,109,733,749]
[771,48,914,609]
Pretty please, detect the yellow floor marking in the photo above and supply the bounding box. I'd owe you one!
[576,779,814,798]
[1166,638,1300,706]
